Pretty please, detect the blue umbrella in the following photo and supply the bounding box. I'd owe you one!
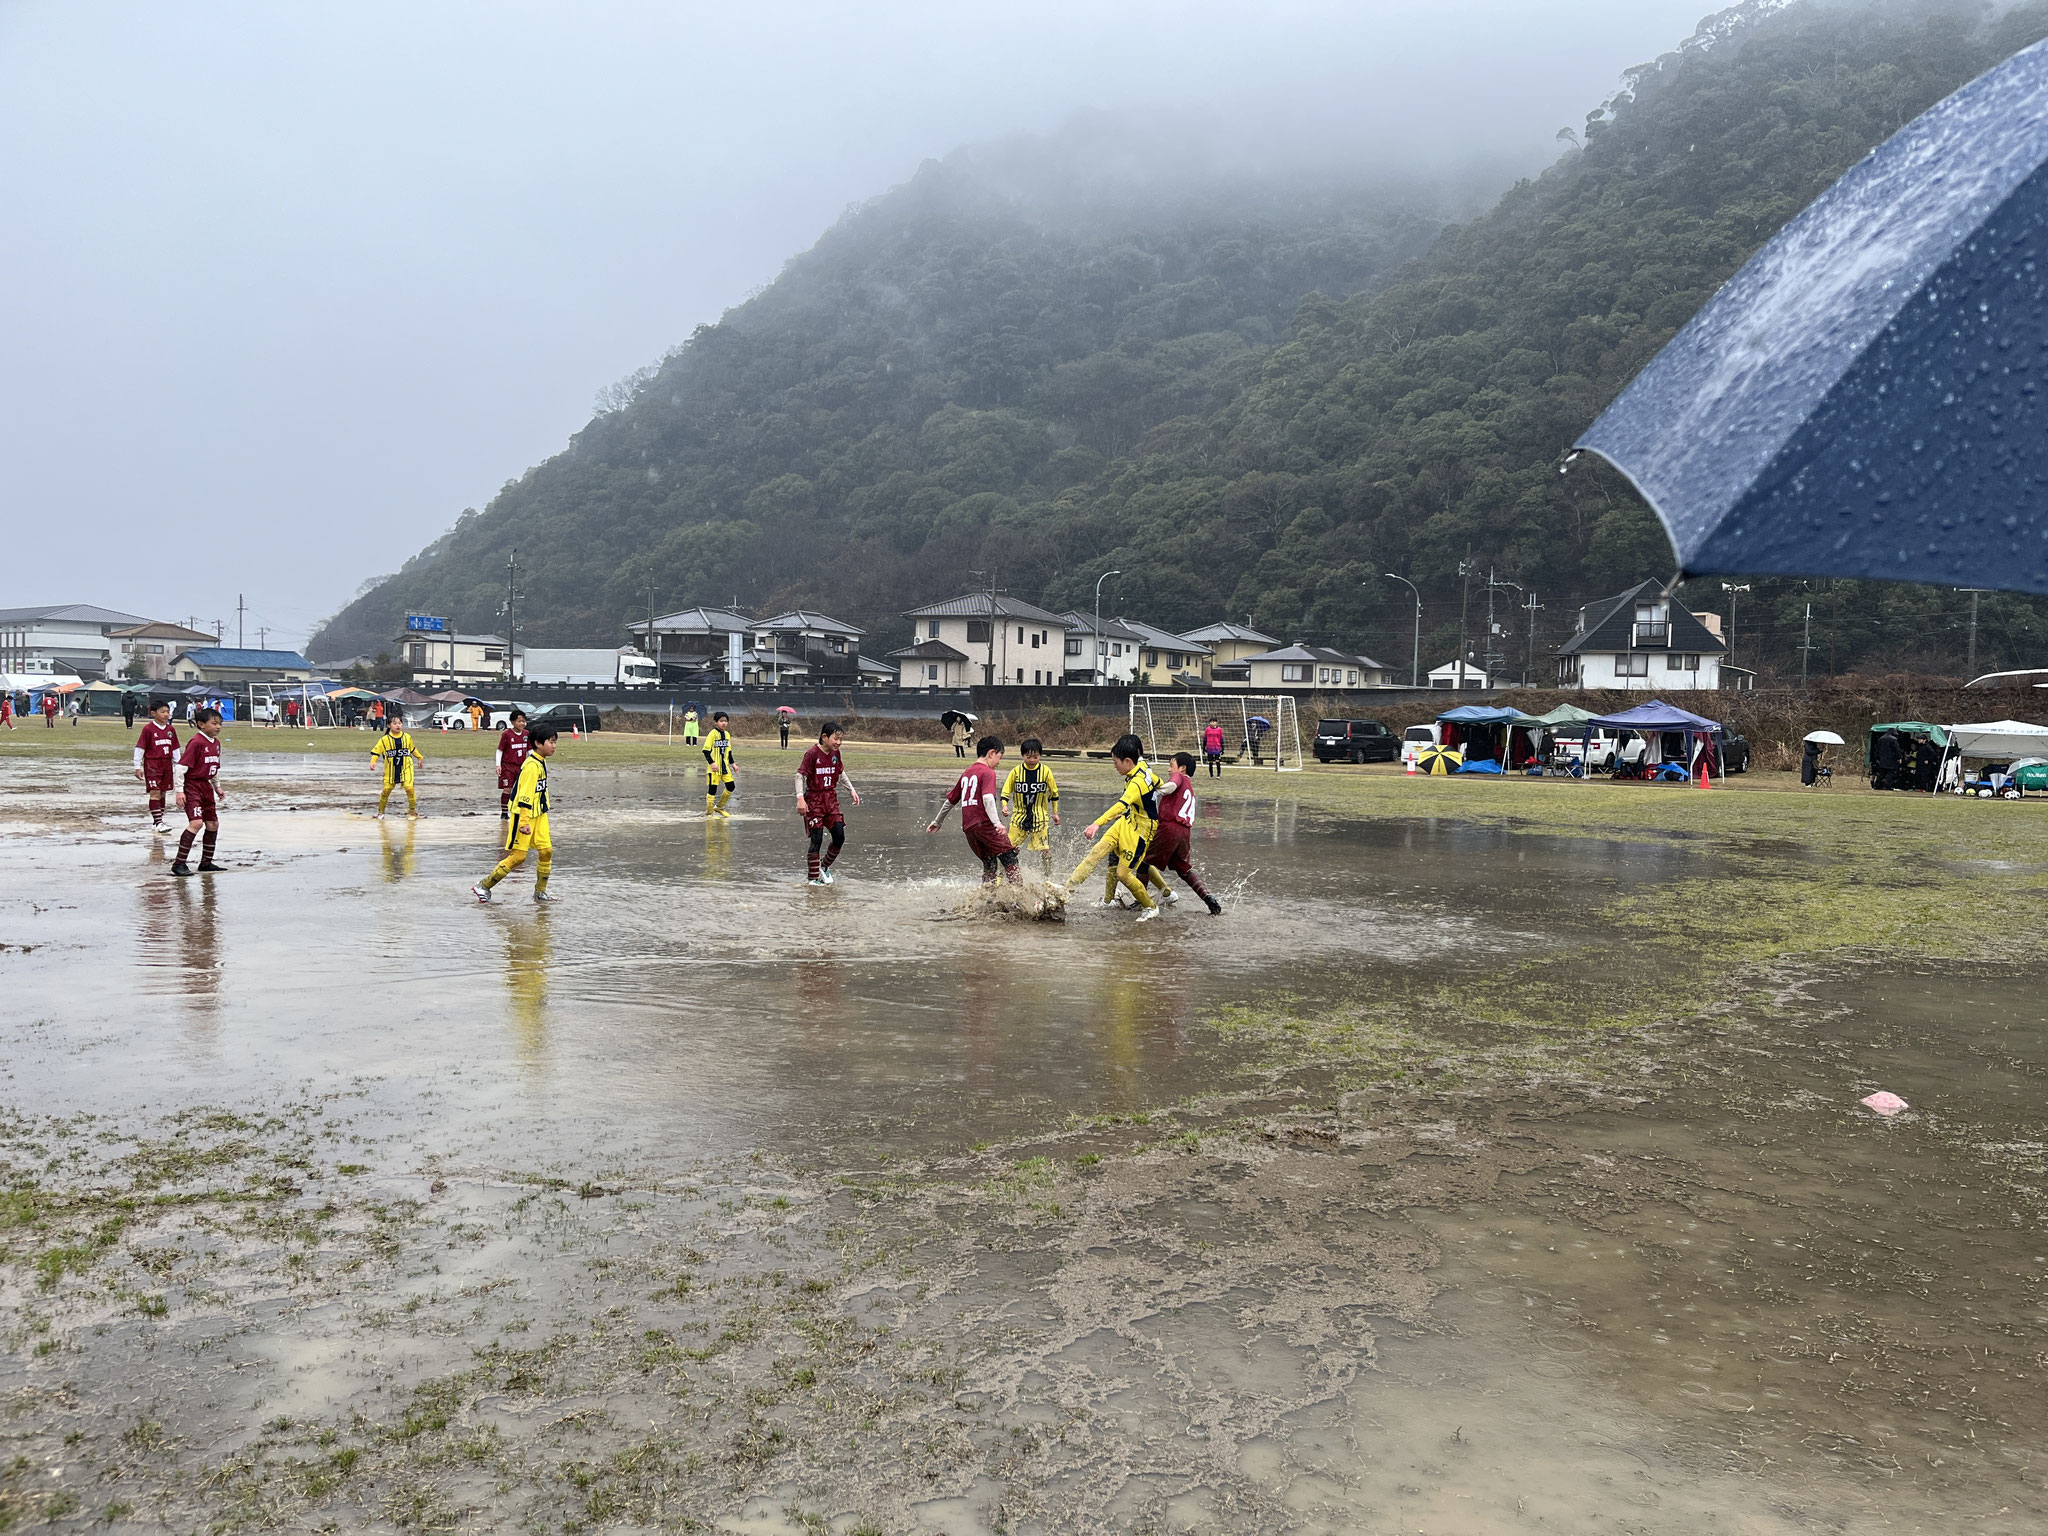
[1575,41,2048,594]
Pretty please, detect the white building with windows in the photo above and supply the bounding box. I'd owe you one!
[1427,658,1491,689]
[900,594,1069,687]
[1554,580,1726,691]
[0,603,154,679]
[1059,612,1149,684]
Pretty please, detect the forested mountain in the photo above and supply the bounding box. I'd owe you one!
[313,0,2048,680]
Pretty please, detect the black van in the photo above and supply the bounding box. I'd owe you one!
[1313,719,1397,763]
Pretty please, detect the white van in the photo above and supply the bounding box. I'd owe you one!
[1399,723,1441,766]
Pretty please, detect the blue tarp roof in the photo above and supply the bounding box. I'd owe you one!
[1435,705,1538,726]
[1584,701,1723,732]
[175,647,311,670]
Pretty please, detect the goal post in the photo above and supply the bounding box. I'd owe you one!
[1130,695,1302,772]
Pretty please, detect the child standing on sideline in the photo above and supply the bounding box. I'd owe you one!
[1065,733,1161,919]
[1202,717,1225,777]
[170,707,226,876]
[495,709,530,819]
[797,721,861,885]
[703,711,736,816]
[474,723,559,903]
[999,738,1060,876]
[370,714,424,819]
[928,736,1021,884]
[134,699,181,834]
[1144,752,1223,913]
[683,707,700,750]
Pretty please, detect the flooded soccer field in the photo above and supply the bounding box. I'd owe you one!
[3,729,2047,1532]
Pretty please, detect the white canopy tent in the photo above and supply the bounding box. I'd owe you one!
[1944,719,2048,759]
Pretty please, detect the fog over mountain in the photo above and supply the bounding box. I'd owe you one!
[3,0,1714,648]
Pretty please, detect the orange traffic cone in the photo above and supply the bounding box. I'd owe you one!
[1405,754,1417,776]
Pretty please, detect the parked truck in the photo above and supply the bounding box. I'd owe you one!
[515,648,659,687]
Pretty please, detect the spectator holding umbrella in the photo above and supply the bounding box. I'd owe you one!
[777,704,796,749]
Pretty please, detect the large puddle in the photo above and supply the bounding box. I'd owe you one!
[2,753,2044,1531]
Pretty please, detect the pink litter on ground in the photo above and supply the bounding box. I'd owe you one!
[1860,1091,1908,1116]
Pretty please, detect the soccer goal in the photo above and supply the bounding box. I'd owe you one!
[1130,695,1302,772]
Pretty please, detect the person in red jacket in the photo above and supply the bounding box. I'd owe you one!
[41,690,59,728]
[134,699,181,833]
[494,709,529,819]
[926,736,1021,884]
[171,707,226,876]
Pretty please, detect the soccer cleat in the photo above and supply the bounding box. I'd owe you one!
[151,822,170,834]
[1095,899,1120,909]
[1204,895,1223,915]
[170,862,194,877]
[820,867,835,884]
[806,876,827,887]
[1134,905,1162,923]
[196,861,226,873]
[534,889,553,904]
[471,883,492,903]
[372,812,384,821]
[1159,888,1181,906]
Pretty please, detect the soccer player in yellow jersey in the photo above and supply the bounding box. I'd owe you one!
[474,724,558,903]
[1065,732,1161,919]
[702,711,737,816]
[370,714,424,819]
[999,737,1060,876]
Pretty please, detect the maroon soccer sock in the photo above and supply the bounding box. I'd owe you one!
[201,828,218,864]
[148,793,164,822]
[807,848,822,880]
[1179,865,1214,902]
[176,829,195,861]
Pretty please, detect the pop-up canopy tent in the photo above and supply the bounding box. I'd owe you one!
[1865,720,1948,767]
[1943,719,2048,760]
[1534,702,1600,729]
[1582,700,1726,782]
[1435,704,1546,766]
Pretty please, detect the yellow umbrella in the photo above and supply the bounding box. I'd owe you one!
[1416,744,1464,775]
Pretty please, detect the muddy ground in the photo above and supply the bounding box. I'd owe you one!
[2,727,2045,1532]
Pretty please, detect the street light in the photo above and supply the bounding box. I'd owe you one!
[1382,573,1421,688]
[1720,582,1750,669]
[1093,569,1121,687]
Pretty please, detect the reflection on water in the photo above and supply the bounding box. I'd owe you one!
[132,861,222,1046]
[377,818,417,882]
[499,909,552,1068]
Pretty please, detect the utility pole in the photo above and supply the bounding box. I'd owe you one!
[1522,592,1542,685]
[504,550,519,682]
[258,626,268,649]
[1457,549,1473,690]
[1962,587,1987,676]
[1800,602,1815,684]
[236,594,246,649]
[1720,582,1749,668]
[213,619,224,643]
[1485,571,1520,683]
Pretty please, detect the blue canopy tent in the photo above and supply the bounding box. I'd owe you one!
[1580,701,1727,783]
[1436,704,1546,768]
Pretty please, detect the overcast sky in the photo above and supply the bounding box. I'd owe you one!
[1,0,1716,649]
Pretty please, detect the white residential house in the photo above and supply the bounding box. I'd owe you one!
[108,621,219,681]
[887,638,972,689]
[169,647,315,683]
[901,595,1070,687]
[1428,658,1491,690]
[748,610,866,687]
[627,606,753,678]
[1246,644,1391,691]
[1554,581,1726,691]
[392,629,514,686]
[1059,612,1149,684]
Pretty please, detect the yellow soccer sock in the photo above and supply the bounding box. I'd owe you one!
[378,784,392,813]
[482,848,527,890]
[533,851,551,894]
[405,783,418,813]
[1113,862,1157,909]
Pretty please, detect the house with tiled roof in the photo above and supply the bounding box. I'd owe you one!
[902,594,1069,687]
[169,647,314,683]
[1555,581,1726,691]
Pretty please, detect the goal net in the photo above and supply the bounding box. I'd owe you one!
[1130,695,1302,772]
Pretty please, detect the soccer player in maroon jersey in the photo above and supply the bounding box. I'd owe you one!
[927,736,1021,884]
[494,708,529,820]
[133,699,181,834]
[1144,752,1223,914]
[170,707,227,876]
[797,720,861,886]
